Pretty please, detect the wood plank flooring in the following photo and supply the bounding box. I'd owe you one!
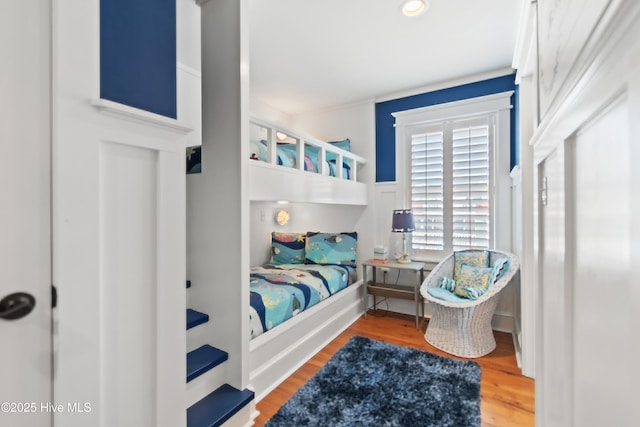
[254,311,535,426]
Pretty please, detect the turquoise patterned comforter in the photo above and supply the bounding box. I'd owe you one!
[249,264,355,339]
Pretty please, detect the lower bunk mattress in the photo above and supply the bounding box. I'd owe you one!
[249,264,356,340]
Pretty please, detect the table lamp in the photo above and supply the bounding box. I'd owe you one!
[392,209,415,264]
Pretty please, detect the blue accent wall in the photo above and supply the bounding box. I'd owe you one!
[100,0,177,119]
[375,74,518,182]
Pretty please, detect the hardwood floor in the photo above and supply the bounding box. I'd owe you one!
[254,311,535,426]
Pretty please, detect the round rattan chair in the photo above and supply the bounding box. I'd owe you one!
[420,250,519,358]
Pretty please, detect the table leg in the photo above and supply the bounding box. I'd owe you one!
[414,270,419,329]
[363,264,368,319]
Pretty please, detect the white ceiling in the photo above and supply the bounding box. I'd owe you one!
[249,0,521,115]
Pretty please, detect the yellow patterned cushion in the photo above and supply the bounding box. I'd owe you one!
[453,264,493,300]
[453,251,490,281]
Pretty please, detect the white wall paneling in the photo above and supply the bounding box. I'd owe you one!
[517,0,640,424]
[52,1,189,427]
[570,95,632,426]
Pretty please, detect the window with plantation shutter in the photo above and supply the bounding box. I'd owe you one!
[394,91,512,259]
[409,117,492,254]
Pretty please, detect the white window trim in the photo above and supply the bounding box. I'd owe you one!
[392,91,513,262]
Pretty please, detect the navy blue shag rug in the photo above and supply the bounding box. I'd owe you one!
[265,336,481,427]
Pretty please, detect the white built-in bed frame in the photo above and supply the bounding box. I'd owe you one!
[248,117,368,206]
[247,118,368,400]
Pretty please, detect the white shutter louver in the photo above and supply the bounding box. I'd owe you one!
[410,128,444,250]
[451,123,490,250]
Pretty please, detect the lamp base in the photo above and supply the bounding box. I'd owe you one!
[397,253,412,264]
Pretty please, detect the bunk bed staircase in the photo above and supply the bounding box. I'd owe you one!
[186,280,254,427]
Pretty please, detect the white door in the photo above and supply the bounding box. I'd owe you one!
[0,2,52,426]
[52,2,187,427]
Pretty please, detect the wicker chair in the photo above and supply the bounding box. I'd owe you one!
[420,250,519,358]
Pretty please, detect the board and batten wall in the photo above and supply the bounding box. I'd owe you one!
[514,0,640,425]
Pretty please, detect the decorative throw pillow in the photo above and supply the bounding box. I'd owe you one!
[270,232,306,265]
[305,232,357,266]
[453,250,490,281]
[453,264,494,300]
[437,276,456,292]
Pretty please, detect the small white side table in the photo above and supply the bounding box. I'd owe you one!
[362,260,426,329]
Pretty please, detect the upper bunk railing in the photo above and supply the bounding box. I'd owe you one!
[249,117,367,182]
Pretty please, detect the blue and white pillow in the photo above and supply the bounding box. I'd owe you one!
[270,232,306,265]
[437,276,457,292]
[305,232,357,266]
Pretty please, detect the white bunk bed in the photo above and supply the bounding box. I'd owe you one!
[249,117,368,206]
[247,118,368,400]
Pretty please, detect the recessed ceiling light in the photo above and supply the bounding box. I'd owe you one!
[402,0,428,17]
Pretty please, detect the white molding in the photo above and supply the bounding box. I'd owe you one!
[530,0,634,163]
[392,91,514,126]
[374,181,398,188]
[512,0,536,73]
[91,99,194,134]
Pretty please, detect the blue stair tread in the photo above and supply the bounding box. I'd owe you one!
[187,309,209,330]
[187,345,228,382]
[187,384,254,427]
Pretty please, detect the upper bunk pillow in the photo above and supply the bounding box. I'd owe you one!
[305,232,357,267]
[271,232,306,265]
[329,138,351,152]
[326,138,351,162]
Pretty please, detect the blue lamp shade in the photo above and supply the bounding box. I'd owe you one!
[392,209,415,232]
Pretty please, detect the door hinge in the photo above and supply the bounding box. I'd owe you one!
[52,285,57,309]
[540,176,548,206]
